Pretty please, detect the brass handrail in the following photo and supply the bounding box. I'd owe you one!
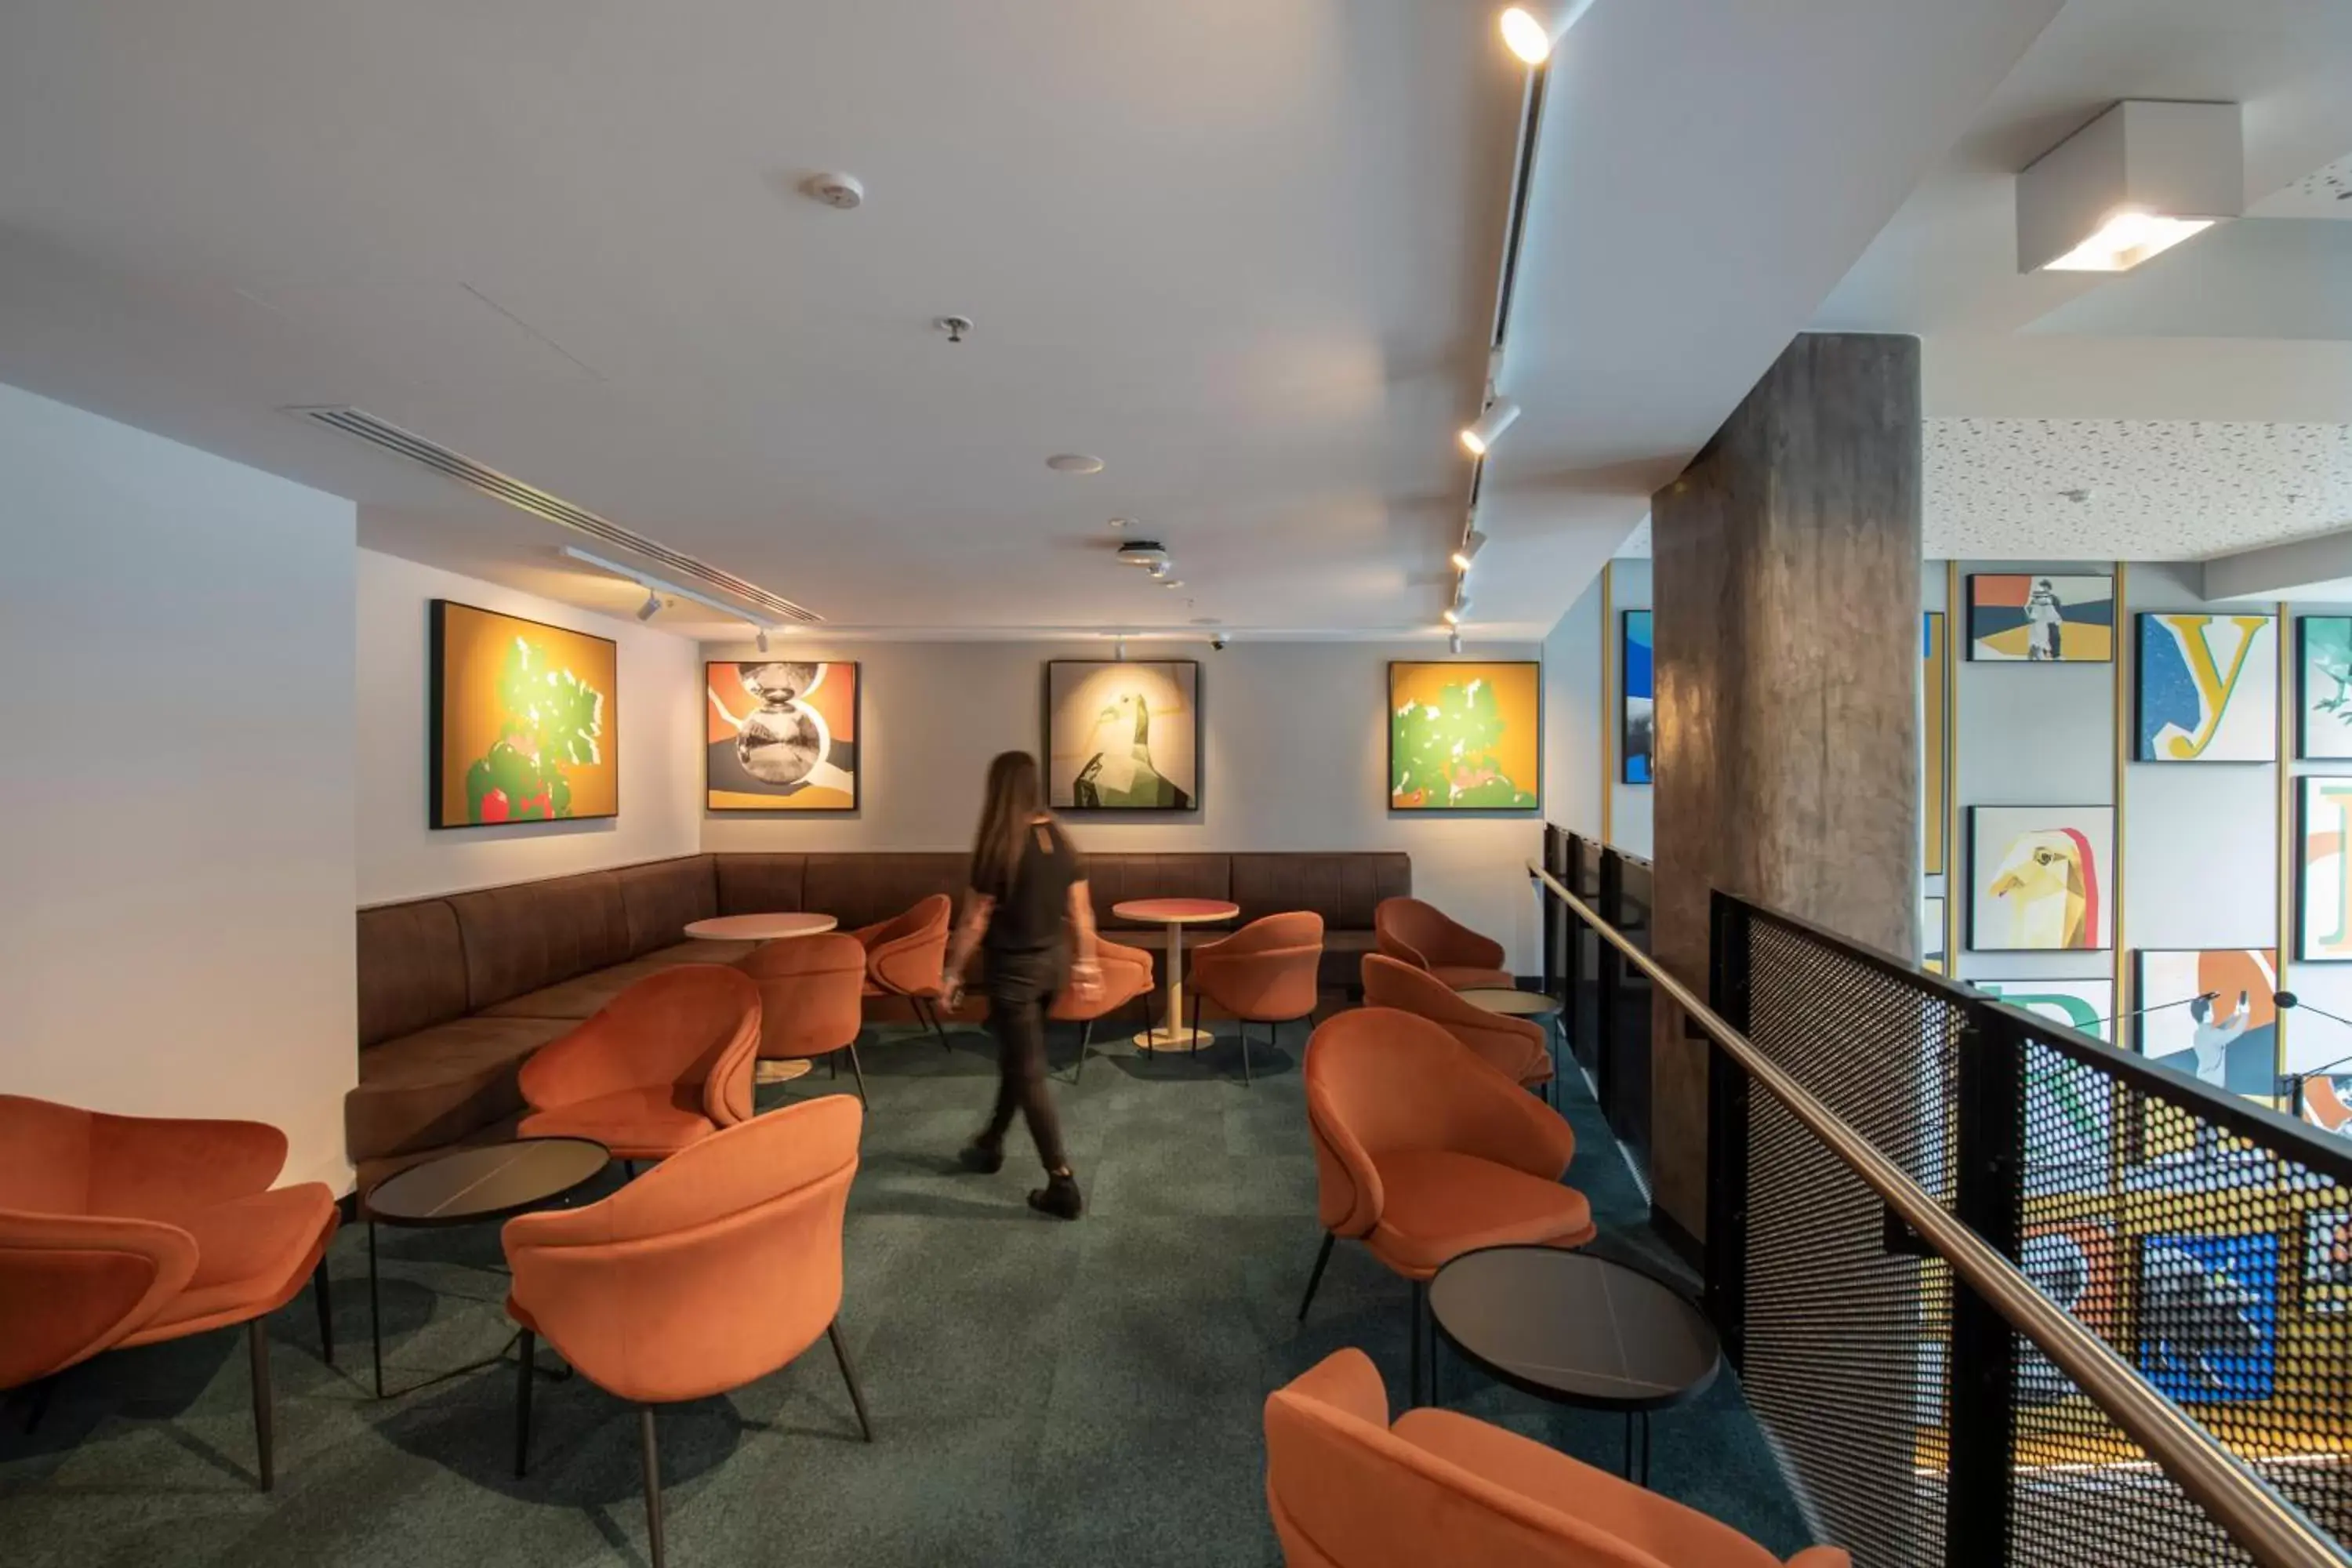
[1530,861,2351,1568]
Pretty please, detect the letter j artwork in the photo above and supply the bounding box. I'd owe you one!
[2136,612,2277,764]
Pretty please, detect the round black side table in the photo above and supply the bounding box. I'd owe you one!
[1428,1245,1722,1485]
[362,1137,610,1397]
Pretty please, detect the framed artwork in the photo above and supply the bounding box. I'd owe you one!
[2135,613,2276,762]
[2020,1223,2120,1400]
[1967,805,2115,953]
[428,601,616,829]
[1973,978,2114,1043]
[2133,949,2279,1098]
[2304,1209,2351,1314]
[2298,616,2352,760]
[1966,573,2114,663]
[1621,610,1653,785]
[1923,612,1947,873]
[1389,661,1542,811]
[1045,660,1199,811]
[705,661,859,811]
[2297,777,2352,961]
[1920,895,1945,974]
[2137,1232,2278,1405]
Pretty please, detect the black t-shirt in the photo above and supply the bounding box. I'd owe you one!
[982,819,1083,956]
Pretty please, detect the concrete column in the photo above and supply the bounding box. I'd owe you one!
[1648,332,1922,1243]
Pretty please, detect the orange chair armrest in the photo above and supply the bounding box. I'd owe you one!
[90,1112,288,1210]
[869,927,949,997]
[1452,1063,1576,1178]
[1276,1346,1390,1430]
[1307,1083,1385,1236]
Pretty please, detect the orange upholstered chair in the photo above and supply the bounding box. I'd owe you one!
[854,894,953,1044]
[504,1094,869,1568]
[1189,912,1325,1084]
[1050,934,1155,1082]
[517,965,759,1164]
[1298,1009,1592,1403]
[1374,898,1512,991]
[1362,954,1554,1099]
[740,932,872,1103]
[1266,1348,1850,1568]
[0,1094,339,1490]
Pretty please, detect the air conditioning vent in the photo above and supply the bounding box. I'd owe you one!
[289,406,820,623]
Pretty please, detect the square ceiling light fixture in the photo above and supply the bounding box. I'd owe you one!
[2016,100,2241,273]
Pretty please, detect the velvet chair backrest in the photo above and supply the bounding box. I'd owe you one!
[858,894,953,997]
[740,933,867,1058]
[1193,912,1324,1022]
[1048,935,1154,1022]
[517,965,760,1128]
[1373,898,1503,973]
[503,1094,862,1404]
[1360,956,1546,1074]
[1265,1348,1683,1568]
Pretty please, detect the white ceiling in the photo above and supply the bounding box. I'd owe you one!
[0,0,2064,641]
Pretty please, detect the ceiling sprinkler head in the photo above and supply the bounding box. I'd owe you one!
[935,315,973,344]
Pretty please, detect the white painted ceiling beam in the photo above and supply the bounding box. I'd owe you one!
[2203,527,2352,601]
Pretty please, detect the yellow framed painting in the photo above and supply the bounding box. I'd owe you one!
[1389,661,1541,812]
[429,601,618,828]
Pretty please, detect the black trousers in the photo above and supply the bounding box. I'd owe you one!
[982,949,1069,1171]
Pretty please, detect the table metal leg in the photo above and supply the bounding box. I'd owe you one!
[368,1220,383,1399]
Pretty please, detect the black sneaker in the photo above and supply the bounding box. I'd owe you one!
[1027,1171,1083,1220]
[958,1137,1005,1174]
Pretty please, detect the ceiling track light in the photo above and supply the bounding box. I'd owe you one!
[1459,398,1521,458]
[1498,0,1599,66]
[637,589,663,622]
[564,545,782,643]
[1451,529,1489,572]
[1448,629,1464,655]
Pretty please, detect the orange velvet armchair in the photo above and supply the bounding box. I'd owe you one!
[853,893,953,1044]
[0,1094,339,1490]
[1298,1008,1592,1404]
[1374,897,1513,991]
[741,932,872,1104]
[503,1094,869,1568]
[1050,934,1155,1082]
[1189,912,1325,1085]
[1362,954,1554,1101]
[1266,1348,1850,1568]
[517,965,760,1166]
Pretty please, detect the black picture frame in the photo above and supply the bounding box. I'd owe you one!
[2131,610,2277,764]
[1963,572,2117,664]
[1620,611,1653,786]
[1042,659,1203,815]
[1386,659,1544,815]
[427,599,620,831]
[702,659,863,814]
[2298,615,2352,762]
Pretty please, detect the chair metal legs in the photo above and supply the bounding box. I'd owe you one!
[312,1256,334,1365]
[914,997,950,1048]
[1410,1279,1431,1410]
[1240,1020,1254,1086]
[1072,1019,1094,1084]
[1298,1232,1335,1323]
[844,1042,869,1105]
[514,1329,535,1477]
[828,1319,874,1443]
[641,1406,666,1568]
[248,1317,274,1492]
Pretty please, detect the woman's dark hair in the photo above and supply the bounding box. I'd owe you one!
[971,750,1044,897]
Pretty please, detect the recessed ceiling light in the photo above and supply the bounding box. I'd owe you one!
[1161,579,1185,590]
[1047,453,1105,475]
[2016,102,2239,274]
[1109,517,1131,531]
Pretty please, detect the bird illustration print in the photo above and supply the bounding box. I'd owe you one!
[1984,827,2101,949]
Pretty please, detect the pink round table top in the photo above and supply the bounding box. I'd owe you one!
[684,912,840,942]
[1112,898,1240,925]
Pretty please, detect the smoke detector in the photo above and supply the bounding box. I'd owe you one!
[802,172,866,210]
[1115,541,1170,572]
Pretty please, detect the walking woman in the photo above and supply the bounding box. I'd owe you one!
[940,750,1100,1218]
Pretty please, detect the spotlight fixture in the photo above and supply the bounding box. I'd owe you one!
[1116,541,1171,572]
[1458,399,1521,457]
[1161,579,1185,590]
[1114,637,1128,661]
[755,628,770,654]
[636,589,662,622]
[1443,601,1470,626]
[2016,101,2239,274]
[561,546,784,644]
[1448,629,1463,655]
[1210,633,1230,652]
[1047,453,1106,475]
[1498,0,1599,66]
[1451,530,1488,572]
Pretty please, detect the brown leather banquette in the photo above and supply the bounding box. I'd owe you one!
[350,850,1408,1186]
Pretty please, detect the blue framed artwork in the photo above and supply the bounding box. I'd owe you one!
[2135,612,2276,763]
[2137,1232,2278,1404]
[1621,610,1653,785]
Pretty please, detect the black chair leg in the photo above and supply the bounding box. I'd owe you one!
[641,1406,666,1568]
[1410,1279,1429,1409]
[1298,1232,1334,1323]
[1241,1021,1254,1086]
[622,1159,638,1180]
[514,1329,535,1477]
[846,1042,869,1105]
[1073,1019,1094,1084]
[248,1318,274,1492]
[827,1319,874,1442]
[1188,989,1201,1053]
[312,1256,334,1365]
[19,1377,53,1434]
[368,1218,383,1399]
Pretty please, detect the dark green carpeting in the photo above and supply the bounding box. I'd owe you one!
[0,1017,1810,1566]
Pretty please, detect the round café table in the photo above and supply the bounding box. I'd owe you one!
[1428,1245,1722,1486]
[362,1137,611,1399]
[1111,898,1240,1052]
[1460,986,1566,1102]
[685,913,840,1082]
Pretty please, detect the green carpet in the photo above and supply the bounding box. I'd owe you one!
[0,1017,1811,1566]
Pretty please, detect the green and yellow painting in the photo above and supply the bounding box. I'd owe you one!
[430,601,617,828]
[1389,661,1541,812]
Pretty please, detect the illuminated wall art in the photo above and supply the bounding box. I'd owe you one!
[1389,661,1541,812]
[1968,805,2114,953]
[1046,660,1199,811]
[706,661,859,811]
[2136,1232,2278,1405]
[428,601,616,829]
[2135,612,2276,762]
[1621,611,1653,785]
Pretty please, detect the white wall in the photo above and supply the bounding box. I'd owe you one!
[699,638,1550,969]
[0,383,358,1190]
[1541,561,1651,855]
[355,549,704,903]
